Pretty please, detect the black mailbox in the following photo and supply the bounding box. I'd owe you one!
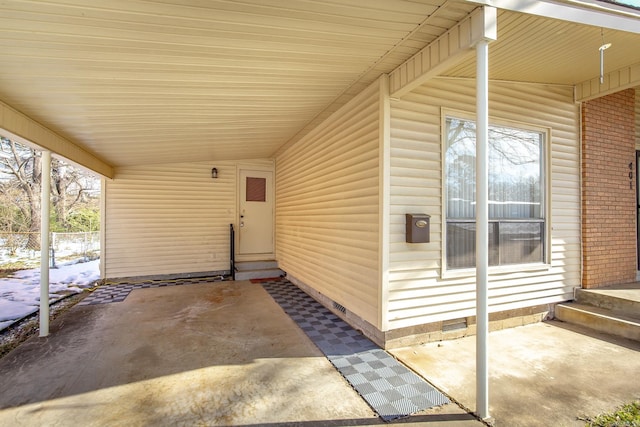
[406,213,430,243]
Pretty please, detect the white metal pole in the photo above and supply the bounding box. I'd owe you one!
[599,48,604,84]
[39,150,51,337]
[476,39,490,420]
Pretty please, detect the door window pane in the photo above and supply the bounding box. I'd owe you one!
[246,177,266,202]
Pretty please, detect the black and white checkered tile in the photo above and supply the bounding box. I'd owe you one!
[78,277,224,306]
[261,278,449,421]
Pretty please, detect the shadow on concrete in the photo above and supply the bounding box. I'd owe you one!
[0,281,327,403]
[393,319,640,427]
[0,281,480,425]
[233,412,481,426]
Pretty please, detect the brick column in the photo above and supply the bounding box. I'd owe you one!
[582,88,636,288]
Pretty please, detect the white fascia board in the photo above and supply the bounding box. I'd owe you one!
[390,6,497,98]
[0,100,114,178]
[576,61,640,101]
[465,0,640,34]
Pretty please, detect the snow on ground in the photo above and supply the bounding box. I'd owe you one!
[0,259,100,330]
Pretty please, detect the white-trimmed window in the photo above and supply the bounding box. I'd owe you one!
[444,116,546,270]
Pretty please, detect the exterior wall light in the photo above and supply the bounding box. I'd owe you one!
[211,167,218,179]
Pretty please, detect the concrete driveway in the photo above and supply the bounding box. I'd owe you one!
[392,321,640,427]
[0,280,479,426]
[5,278,636,427]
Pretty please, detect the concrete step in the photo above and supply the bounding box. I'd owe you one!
[235,260,278,271]
[235,268,284,281]
[555,303,640,341]
[576,286,640,318]
[234,260,283,281]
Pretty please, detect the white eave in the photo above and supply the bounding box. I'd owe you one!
[467,0,640,33]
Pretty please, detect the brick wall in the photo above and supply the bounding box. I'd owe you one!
[582,88,636,288]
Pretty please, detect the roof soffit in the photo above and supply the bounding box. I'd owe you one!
[441,8,640,86]
[0,0,477,168]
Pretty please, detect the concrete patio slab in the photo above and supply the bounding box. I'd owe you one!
[391,320,640,427]
[0,280,480,426]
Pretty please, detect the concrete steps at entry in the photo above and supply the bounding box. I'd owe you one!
[234,260,284,281]
[556,284,640,341]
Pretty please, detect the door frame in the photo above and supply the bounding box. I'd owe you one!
[236,164,275,262]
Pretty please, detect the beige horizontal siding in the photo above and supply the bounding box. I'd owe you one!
[387,78,580,330]
[276,80,381,327]
[104,159,272,278]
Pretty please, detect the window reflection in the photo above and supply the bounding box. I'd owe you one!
[445,117,545,269]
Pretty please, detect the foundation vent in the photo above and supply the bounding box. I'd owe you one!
[442,318,467,332]
[333,301,346,314]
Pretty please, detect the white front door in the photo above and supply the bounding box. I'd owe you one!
[238,169,274,257]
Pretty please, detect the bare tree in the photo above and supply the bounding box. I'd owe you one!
[0,137,41,249]
[51,159,91,230]
[0,137,100,249]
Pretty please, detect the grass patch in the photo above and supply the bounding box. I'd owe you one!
[584,401,640,427]
[0,268,21,279]
[0,320,38,359]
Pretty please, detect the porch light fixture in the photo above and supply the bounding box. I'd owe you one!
[211,167,218,179]
[599,29,612,84]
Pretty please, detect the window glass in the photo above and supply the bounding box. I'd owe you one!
[444,117,545,269]
[246,177,266,202]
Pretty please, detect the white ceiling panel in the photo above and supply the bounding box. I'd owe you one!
[0,0,477,167]
[444,9,640,85]
[0,1,638,170]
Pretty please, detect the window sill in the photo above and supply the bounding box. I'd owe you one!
[441,262,551,280]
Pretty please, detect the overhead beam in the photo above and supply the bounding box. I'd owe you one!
[389,6,497,98]
[575,62,640,101]
[0,100,114,178]
[466,0,640,34]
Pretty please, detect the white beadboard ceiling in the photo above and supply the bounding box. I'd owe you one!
[0,0,638,169]
[445,8,640,84]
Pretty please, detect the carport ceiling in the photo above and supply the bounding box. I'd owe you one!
[0,0,639,169]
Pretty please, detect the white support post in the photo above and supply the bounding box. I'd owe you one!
[39,150,51,337]
[475,39,490,420]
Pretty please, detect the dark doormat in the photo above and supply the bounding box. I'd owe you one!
[261,278,449,421]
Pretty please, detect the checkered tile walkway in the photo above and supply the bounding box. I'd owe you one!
[261,278,449,421]
[78,277,225,306]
